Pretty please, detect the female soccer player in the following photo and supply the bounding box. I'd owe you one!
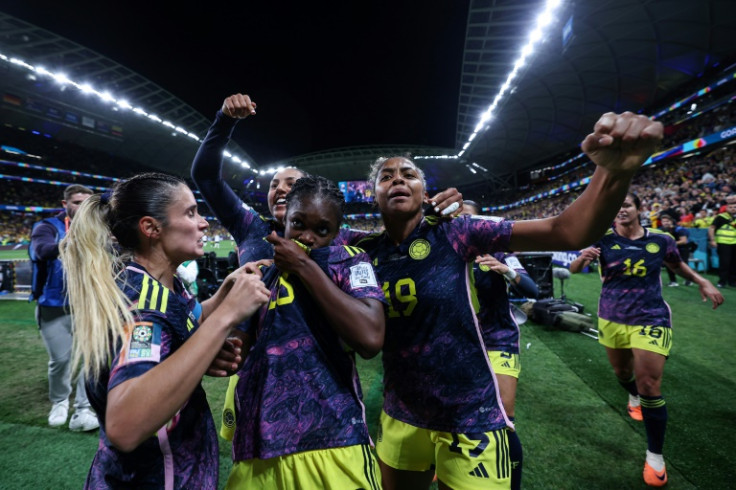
[59,173,270,488]
[570,192,723,487]
[191,93,461,438]
[334,112,665,490]
[461,200,538,490]
[225,176,386,489]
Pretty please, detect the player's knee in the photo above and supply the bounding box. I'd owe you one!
[635,375,662,396]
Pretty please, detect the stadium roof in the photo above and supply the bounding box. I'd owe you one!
[2,2,736,196]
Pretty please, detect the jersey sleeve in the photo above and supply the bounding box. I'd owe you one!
[445,215,513,261]
[190,111,265,244]
[312,246,386,304]
[107,312,175,393]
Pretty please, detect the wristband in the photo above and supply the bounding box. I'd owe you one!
[503,269,518,281]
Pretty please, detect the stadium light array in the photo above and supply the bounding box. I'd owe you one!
[457,0,563,159]
[0,51,257,173]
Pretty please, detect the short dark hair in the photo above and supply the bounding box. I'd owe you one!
[463,200,480,214]
[64,184,94,201]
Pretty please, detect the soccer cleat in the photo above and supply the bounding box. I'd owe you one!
[627,403,643,421]
[667,282,678,287]
[69,408,100,432]
[643,461,667,486]
[48,400,69,427]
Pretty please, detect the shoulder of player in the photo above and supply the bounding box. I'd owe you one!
[121,267,186,322]
[318,245,370,264]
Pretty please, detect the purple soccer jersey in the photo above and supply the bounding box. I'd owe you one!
[472,253,529,354]
[353,215,514,433]
[595,228,682,327]
[232,246,385,460]
[85,264,218,489]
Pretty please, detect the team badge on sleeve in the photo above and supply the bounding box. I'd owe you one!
[120,321,162,364]
[349,262,378,288]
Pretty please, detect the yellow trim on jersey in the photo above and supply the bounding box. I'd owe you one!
[137,274,170,314]
[468,262,481,314]
[425,215,440,226]
[343,245,365,257]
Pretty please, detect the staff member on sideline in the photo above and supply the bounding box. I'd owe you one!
[29,184,99,431]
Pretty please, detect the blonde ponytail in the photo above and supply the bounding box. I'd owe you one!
[60,194,134,381]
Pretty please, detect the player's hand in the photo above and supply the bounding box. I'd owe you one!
[475,254,509,275]
[699,280,724,310]
[220,272,270,321]
[218,261,266,294]
[425,188,463,217]
[265,231,311,274]
[222,93,257,119]
[579,247,601,262]
[581,112,663,175]
[206,336,243,377]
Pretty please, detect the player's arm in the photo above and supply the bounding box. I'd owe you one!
[569,247,601,274]
[190,94,256,233]
[665,259,724,309]
[30,221,59,260]
[105,274,269,452]
[267,233,385,359]
[510,112,663,251]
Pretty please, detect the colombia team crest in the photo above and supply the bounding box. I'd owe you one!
[409,239,431,260]
[646,242,660,254]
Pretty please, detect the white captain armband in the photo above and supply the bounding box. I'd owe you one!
[349,262,378,288]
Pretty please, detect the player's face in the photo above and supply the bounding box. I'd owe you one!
[374,158,426,217]
[62,192,92,220]
[268,168,305,224]
[159,184,209,262]
[284,196,340,249]
[616,196,639,226]
[727,200,736,215]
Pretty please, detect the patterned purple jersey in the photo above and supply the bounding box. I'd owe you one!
[353,215,514,432]
[472,253,529,354]
[85,264,218,489]
[596,228,681,327]
[232,245,386,460]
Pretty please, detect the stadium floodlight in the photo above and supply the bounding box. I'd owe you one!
[456,0,564,158]
[0,48,259,175]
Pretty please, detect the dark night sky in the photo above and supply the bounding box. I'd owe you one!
[0,1,470,166]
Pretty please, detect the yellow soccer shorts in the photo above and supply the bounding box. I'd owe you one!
[376,411,511,489]
[598,319,672,357]
[226,444,381,490]
[488,350,521,378]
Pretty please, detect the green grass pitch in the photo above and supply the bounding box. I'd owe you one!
[0,270,733,488]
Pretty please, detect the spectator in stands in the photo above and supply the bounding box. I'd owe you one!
[709,194,736,287]
[59,172,269,488]
[29,184,99,431]
[569,192,722,487]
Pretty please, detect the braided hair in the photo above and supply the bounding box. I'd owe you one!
[285,175,346,226]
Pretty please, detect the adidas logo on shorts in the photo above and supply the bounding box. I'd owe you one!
[469,462,490,478]
[649,340,658,346]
